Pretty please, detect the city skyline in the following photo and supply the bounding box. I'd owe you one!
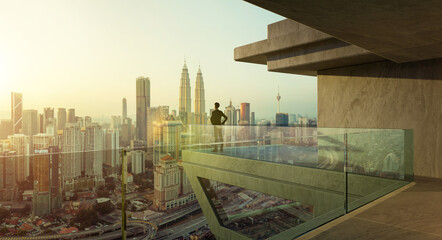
[1,61,316,122]
[0,0,438,239]
[0,1,317,120]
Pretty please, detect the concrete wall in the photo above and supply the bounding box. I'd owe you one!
[318,59,442,179]
[234,19,383,76]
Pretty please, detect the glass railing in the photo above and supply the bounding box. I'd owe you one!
[0,145,207,239]
[199,178,315,240]
[183,124,413,239]
[0,147,158,239]
[0,125,413,239]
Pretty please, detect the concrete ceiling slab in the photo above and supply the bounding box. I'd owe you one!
[244,0,442,63]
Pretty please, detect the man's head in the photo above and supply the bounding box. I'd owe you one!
[214,102,220,109]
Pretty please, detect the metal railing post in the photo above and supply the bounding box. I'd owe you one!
[121,149,127,240]
[344,133,349,214]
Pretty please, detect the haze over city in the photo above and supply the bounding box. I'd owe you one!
[1,0,434,239]
[0,0,317,120]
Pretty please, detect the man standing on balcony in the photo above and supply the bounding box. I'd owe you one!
[210,102,228,152]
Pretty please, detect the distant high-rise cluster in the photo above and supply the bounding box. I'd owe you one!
[0,63,316,222]
[0,91,125,215]
[149,61,209,211]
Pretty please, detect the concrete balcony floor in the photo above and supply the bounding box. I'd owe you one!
[299,178,442,240]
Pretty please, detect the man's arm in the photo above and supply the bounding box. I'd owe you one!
[221,112,228,125]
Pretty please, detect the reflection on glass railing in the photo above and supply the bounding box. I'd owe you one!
[188,125,413,180]
[200,178,313,240]
[0,148,175,239]
[346,130,406,179]
[0,124,413,239]
[184,125,413,239]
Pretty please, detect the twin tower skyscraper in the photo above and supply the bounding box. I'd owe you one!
[179,61,206,126]
[135,61,206,143]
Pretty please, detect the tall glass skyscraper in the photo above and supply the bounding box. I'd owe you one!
[11,92,23,134]
[224,100,237,126]
[57,108,66,130]
[122,97,127,120]
[136,76,150,142]
[22,109,38,136]
[67,108,76,124]
[194,66,206,125]
[179,61,191,125]
[239,102,250,125]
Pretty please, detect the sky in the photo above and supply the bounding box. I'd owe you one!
[0,0,317,121]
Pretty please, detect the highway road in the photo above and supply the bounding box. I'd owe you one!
[151,203,201,226]
[155,216,207,240]
[0,219,156,240]
[0,202,200,240]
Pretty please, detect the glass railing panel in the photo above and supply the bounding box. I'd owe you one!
[188,124,321,167]
[185,125,413,239]
[188,126,348,239]
[346,129,414,211]
[0,125,413,239]
[199,178,314,240]
[0,147,161,239]
[133,144,203,240]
